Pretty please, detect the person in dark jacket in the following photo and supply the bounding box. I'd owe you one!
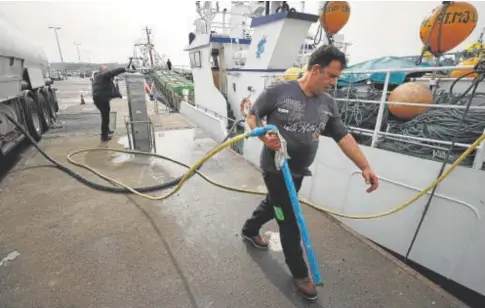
[92,65,127,141]
[166,58,172,71]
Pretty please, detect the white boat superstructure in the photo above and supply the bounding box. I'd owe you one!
[179,1,485,298]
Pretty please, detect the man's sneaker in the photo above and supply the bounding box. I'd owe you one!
[241,232,269,249]
[108,130,115,135]
[293,277,318,300]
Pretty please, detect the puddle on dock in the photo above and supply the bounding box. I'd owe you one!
[115,128,196,179]
[151,129,196,177]
[110,152,135,165]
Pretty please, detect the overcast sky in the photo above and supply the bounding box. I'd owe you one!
[1,1,484,66]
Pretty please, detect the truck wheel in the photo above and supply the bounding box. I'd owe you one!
[50,88,59,112]
[23,95,43,141]
[44,87,57,121]
[35,90,52,131]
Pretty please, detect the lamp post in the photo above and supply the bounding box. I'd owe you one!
[48,26,64,62]
[73,42,82,63]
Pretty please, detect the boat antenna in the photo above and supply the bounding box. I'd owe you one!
[478,27,485,44]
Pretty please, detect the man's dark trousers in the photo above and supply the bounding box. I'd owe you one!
[242,171,309,279]
[94,98,110,138]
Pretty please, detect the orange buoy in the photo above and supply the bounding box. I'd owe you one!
[388,82,434,120]
[420,1,478,55]
[319,1,351,36]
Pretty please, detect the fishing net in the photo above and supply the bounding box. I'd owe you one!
[334,87,485,167]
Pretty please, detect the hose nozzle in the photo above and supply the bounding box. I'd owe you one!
[248,124,278,137]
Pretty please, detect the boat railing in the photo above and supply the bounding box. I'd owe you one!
[172,65,192,75]
[208,23,253,40]
[400,48,485,65]
[194,13,253,39]
[187,101,243,127]
[262,64,485,169]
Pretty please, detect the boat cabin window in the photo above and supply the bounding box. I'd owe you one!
[190,51,201,68]
[210,56,219,69]
[211,48,220,69]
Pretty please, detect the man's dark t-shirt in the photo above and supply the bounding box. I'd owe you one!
[249,81,348,176]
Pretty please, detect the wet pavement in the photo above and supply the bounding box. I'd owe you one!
[0,79,469,308]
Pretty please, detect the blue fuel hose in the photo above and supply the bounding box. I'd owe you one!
[249,125,323,285]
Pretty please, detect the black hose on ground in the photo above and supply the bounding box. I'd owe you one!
[4,114,245,193]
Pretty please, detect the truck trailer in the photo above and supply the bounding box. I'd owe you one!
[0,18,58,159]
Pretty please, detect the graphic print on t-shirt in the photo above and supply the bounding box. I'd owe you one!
[283,121,327,134]
[252,81,348,176]
[282,97,305,122]
[277,96,332,136]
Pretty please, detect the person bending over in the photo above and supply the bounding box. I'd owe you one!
[92,64,131,141]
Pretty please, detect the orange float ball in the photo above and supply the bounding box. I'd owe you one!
[388,82,434,120]
[319,1,351,36]
[420,1,478,54]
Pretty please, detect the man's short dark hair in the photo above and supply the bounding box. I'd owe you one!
[307,45,347,71]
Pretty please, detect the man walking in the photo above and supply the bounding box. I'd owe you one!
[241,45,379,300]
[92,64,129,141]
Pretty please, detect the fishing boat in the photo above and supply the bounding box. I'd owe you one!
[158,0,485,300]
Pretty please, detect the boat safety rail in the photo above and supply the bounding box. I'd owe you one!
[262,63,485,170]
[209,23,253,39]
[263,65,478,87]
[333,98,485,110]
[172,65,192,74]
[331,64,482,148]
[190,103,244,128]
[341,64,476,74]
[348,126,480,149]
[400,48,485,66]
[193,6,254,38]
[348,127,464,151]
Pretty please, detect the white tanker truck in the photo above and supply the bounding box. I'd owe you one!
[0,18,58,159]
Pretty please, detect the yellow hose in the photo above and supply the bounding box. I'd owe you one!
[67,133,485,219]
[68,133,249,201]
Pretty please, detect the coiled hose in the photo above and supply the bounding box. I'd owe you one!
[4,112,485,219]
